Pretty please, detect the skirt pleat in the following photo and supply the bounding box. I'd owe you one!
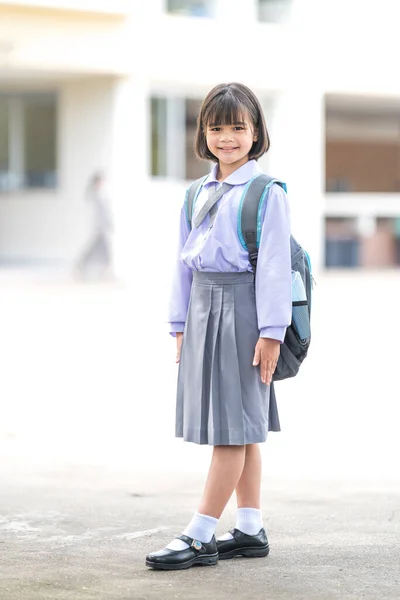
[176,271,281,446]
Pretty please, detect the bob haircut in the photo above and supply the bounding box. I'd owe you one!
[194,82,270,162]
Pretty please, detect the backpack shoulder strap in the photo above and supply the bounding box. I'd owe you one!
[185,176,208,230]
[240,174,287,271]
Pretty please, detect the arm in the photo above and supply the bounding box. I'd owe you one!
[168,203,193,337]
[253,184,292,384]
[255,184,292,342]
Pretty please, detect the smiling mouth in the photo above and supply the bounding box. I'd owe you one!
[219,147,238,152]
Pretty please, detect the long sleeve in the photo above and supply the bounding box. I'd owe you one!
[168,204,193,336]
[255,184,292,343]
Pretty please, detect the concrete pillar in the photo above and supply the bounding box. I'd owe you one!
[268,86,325,273]
[137,0,166,17]
[109,75,149,280]
[62,77,115,262]
[215,0,257,21]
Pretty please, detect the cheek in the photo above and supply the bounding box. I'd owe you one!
[246,133,255,147]
[206,134,216,147]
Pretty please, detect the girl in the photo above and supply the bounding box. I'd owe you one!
[146,83,292,570]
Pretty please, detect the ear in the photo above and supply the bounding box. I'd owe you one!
[253,129,258,142]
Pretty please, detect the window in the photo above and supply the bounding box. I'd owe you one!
[167,0,214,17]
[325,216,400,268]
[325,218,359,268]
[185,99,209,180]
[0,101,9,191]
[326,95,400,193]
[258,0,292,23]
[0,93,57,193]
[151,98,167,178]
[150,96,209,181]
[396,218,400,265]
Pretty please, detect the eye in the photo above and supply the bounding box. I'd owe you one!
[210,127,221,132]
[233,126,245,131]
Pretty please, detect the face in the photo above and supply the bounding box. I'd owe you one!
[205,112,258,170]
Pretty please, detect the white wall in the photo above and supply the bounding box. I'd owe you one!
[0,0,132,13]
[0,7,128,76]
[268,88,326,271]
[108,75,151,280]
[0,77,116,264]
[326,194,400,218]
[60,77,115,261]
[3,1,400,94]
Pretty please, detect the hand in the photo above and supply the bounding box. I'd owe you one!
[253,338,280,385]
[176,332,183,364]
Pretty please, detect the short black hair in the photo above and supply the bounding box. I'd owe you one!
[194,82,270,162]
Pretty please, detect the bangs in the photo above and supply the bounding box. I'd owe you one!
[203,92,250,128]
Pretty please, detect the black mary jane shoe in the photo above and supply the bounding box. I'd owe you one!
[145,534,218,571]
[217,528,270,560]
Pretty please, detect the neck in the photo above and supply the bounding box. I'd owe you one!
[217,156,250,181]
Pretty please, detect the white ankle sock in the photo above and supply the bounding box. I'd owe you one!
[236,507,263,535]
[218,508,263,541]
[166,513,219,551]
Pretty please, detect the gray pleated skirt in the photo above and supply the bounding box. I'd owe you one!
[176,271,281,446]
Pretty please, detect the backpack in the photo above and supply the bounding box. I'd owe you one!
[185,173,313,381]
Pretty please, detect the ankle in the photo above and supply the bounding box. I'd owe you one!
[236,507,263,536]
[183,512,219,543]
[167,512,219,552]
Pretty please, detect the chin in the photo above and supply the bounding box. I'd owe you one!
[219,154,243,164]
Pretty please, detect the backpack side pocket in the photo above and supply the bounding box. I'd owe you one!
[292,301,311,342]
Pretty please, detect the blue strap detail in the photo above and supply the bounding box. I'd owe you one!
[257,179,287,248]
[304,250,313,308]
[256,180,281,248]
[237,175,260,249]
[183,187,190,226]
[305,250,312,274]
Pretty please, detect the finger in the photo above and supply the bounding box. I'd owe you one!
[253,347,261,366]
[268,360,277,383]
[260,357,268,384]
[176,340,182,364]
[263,361,273,385]
[269,361,275,376]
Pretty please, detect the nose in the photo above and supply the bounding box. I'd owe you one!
[219,128,234,142]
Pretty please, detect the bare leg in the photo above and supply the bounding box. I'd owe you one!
[235,444,262,508]
[151,445,252,558]
[198,445,246,518]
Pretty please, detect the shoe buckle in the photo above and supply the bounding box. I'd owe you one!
[191,539,203,551]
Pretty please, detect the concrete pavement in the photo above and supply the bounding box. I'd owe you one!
[0,462,399,600]
[0,270,400,599]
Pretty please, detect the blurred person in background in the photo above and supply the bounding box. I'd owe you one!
[75,170,114,281]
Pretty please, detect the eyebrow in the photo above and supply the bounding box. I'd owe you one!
[208,121,247,127]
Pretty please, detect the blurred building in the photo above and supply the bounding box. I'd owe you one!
[0,0,400,273]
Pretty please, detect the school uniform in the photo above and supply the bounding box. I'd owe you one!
[168,159,292,446]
